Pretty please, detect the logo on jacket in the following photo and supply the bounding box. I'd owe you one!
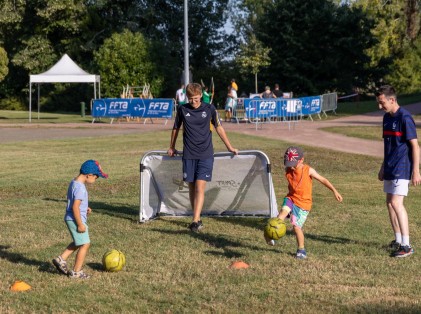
[202,112,207,118]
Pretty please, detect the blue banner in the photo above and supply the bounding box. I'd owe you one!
[92,98,173,118]
[300,96,321,115]
[243,96,321,118]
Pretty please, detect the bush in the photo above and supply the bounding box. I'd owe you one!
[0,97,26,110]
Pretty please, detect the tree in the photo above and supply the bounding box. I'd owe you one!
[249,0,375,95]
[236,34,271,93]
[0,47,8,82]
[93,29,163,98]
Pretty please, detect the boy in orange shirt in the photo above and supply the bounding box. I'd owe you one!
[269,146,343,259]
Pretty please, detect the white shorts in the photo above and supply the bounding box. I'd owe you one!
[383,179,409,196]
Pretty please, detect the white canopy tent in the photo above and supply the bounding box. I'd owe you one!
[29,54,101,122]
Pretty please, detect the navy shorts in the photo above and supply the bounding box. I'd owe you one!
[183,158,214,182]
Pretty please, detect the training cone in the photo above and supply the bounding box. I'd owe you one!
[229,261,250,269]
[10,280,31,292]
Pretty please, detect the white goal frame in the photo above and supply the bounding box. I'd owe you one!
[139,150,278,222]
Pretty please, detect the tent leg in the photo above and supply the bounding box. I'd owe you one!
[29,83,32,122]
[37,85,40,120]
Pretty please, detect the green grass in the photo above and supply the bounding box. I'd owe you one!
[1,125,421,312]
[335,92,421,117]
[0,110,96,124]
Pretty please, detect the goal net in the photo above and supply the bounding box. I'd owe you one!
[139,150,278,222]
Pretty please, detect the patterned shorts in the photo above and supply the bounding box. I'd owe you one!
[282,197,309,229]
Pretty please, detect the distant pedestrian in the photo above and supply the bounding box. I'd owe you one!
[175,84,187,107]
[273,83,283,98]
[260,86,276,99]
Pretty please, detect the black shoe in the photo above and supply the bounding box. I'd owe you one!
[392,245,414,258]
[188,220,204,232]
[389,240,401,252]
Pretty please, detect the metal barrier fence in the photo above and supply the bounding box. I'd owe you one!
[321,92,337,117]
[232,98,248,123]
[245,99,303,130]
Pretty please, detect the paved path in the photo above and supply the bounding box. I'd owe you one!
[2,103,421,158]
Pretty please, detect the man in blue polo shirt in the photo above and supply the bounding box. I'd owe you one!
[168,83,238,232]
[376,85,421,257]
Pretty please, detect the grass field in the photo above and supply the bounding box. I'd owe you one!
[1,124,421,313]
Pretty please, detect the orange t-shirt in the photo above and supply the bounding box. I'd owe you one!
[285,164,312,211]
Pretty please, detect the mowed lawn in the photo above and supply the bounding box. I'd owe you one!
[1,126,421,313]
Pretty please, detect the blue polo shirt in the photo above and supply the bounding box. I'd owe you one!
[383,107,417,180]
[173,102,221,159]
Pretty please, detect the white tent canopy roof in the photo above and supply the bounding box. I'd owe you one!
[29,54,101,122]
[30,54,100,83]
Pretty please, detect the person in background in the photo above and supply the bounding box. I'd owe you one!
[202,86,212,104]
[231,79,238,92]
[273,83,283,98]
[260,86,276,99]
[175,84,187,107]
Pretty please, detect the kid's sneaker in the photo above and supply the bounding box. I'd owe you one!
[68,270,90,279]
[52,256,68,275]
[267,239,276,246]
[188,220,204,233]
[392,245,414,258]
[389,240,401,252]
[295,249,307,259]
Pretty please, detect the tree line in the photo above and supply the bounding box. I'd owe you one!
[0,0,419,111]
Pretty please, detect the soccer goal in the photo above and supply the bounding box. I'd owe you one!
[139,150,278,222]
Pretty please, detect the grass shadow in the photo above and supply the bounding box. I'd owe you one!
[43,198,138,221]
[0,245,55,274]
[86,262,104,271]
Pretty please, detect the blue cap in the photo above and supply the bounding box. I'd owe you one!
[80,160,108,178]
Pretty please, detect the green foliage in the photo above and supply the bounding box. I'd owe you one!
[94,29,163,98]
[12,36,57,73]
[0,46,8,82]
[252,0,375,95]
[386,39,421,93]
[236,34,271,93]
[0,96,26,110]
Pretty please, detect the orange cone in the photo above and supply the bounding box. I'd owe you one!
[229,261,250,269]
[10,280,31,292]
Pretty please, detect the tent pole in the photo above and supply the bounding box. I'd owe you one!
[29,82,32,122]
[37,85,40,120]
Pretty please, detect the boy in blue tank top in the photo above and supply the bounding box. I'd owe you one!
[168,83,238,232]
[376,85,421,257]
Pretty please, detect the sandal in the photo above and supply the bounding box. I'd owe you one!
[52,256,69,275]
[68,270,90,279]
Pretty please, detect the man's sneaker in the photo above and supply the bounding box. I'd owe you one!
[188,220,204,232]
[52,256,68,275]
[389,240,401,252]
[68,270,90,279]
[392,245,414,258]
[295,249,307,259]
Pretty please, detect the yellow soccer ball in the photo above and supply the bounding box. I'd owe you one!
[102,249,126,272]
[264,218,287,240]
